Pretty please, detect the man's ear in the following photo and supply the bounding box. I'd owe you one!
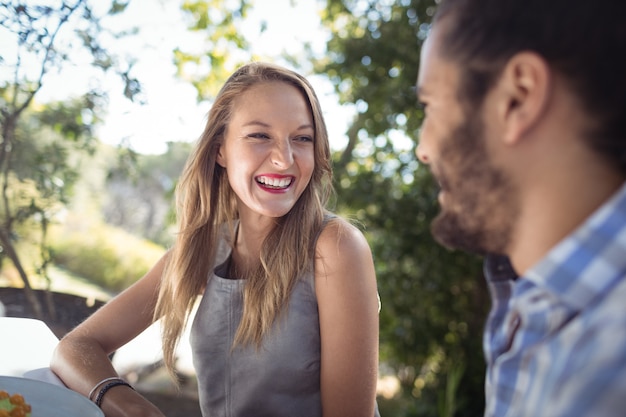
[496,52,552,145]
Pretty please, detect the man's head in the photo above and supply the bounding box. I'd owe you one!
[416,0,626,255]
[433,0,626,161]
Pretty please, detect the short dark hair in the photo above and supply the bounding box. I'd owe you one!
[434,0,626,173]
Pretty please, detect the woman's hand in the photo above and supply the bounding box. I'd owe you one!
[98,386,166,417]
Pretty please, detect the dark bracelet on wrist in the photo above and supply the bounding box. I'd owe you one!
[94,380,135,408]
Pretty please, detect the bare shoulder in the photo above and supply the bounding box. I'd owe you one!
[314,217,376,289]
[316,217,372,263]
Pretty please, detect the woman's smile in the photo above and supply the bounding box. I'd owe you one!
[255,174,295,192]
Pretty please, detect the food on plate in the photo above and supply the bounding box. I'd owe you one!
[0,390,32,417]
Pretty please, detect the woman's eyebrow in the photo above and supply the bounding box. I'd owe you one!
[242,120,314,131]
[242,120,271,128]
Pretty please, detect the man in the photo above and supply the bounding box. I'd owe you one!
[415,0,626,416]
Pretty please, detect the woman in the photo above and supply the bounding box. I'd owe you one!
[51,62,381,417]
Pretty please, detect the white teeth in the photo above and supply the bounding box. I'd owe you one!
[257,176,292,189]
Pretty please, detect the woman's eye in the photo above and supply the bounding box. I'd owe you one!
[294,135,313,143]
[247,132,270,139]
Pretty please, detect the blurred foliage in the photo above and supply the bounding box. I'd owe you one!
[103,141,194,246]
[175,0,254,100]
[0,95,101,316]
[314,1,489,415]
[49,216,164,292]
[0,0,140,317]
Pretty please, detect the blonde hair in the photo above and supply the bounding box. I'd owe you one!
[153,62,334,380]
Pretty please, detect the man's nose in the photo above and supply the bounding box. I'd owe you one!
[415,141,430,164]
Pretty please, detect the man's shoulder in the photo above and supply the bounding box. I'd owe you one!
[562,273,626,362]
[587,273,626,322]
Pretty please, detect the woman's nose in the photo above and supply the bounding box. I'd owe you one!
[271,140,294,169]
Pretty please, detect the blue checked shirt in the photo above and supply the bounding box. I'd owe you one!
[483,182,626,417]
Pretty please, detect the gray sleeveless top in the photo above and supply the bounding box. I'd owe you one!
[189,236,381,417]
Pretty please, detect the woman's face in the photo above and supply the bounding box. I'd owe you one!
[217,81,315,221]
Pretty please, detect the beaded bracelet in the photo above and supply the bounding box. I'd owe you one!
[94,380,135,408]
[88,377,123,401]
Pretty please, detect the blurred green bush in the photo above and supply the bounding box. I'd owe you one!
[50,220,165,292]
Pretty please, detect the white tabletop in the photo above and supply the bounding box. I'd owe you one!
[0,317,64,385]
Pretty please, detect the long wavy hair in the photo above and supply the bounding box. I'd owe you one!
[153,62,334,380]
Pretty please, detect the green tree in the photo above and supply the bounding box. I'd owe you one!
[4,98,100,318]
[175,0,254,100]
[0,0,139,317]
[315,1,489,415]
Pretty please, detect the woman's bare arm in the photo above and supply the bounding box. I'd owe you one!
[50,254,169,417]
[315,219,380,417]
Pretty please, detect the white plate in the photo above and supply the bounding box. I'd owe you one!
[0,376,104,417]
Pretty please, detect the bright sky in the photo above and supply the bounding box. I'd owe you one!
[1,0,354,154]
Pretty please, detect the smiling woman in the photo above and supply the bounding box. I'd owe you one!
[216,81,315,220]
[50,62,381,417]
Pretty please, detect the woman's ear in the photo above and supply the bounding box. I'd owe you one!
[216,144,226,168]
[496,52,552,145]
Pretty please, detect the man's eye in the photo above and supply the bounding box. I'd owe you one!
[417,101,428,111]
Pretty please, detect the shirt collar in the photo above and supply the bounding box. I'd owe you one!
[523,181,626,310]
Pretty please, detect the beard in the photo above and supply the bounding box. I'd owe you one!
[430,110,518,256]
